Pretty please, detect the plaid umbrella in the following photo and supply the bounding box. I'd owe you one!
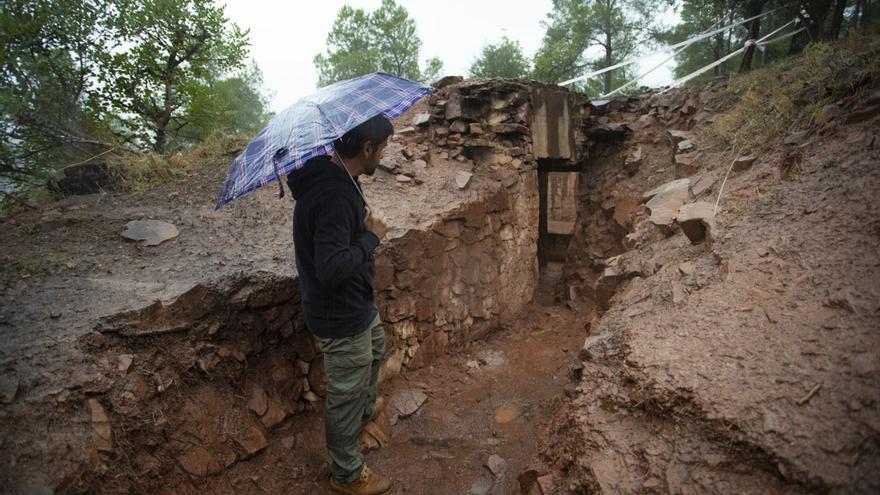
[216,72,433,209]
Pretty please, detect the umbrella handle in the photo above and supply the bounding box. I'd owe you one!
[272,152,286,199]
[335,153,370,208]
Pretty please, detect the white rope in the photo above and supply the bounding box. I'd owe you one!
[602,14,731,98]
[560,9,778,86]
[663,19,800,91]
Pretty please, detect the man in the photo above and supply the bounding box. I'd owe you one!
[286,114,393,495]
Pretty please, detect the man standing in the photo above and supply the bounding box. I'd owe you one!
[286,114,393,495]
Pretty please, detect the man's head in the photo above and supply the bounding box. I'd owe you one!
[333,114,394,176]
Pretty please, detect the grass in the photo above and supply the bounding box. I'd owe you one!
[107,133,248,193]
[703,32,880,151]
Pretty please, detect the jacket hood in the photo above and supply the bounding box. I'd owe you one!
[286,155,355,201]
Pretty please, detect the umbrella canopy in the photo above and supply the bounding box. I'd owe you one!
[216,72,433,208]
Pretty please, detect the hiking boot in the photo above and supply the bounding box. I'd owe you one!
[329,464,392,495]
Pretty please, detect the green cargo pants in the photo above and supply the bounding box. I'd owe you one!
[317,313,386,484]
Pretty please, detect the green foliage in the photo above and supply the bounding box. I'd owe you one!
[0,0,115,187]
[179,62,270,144]
[0,0,265,206]
[314,0,443,86]
[100,0,250,153]
[532,0,658,95]
[469,37,531,78]
[706,36,880,150]
[422,57,445,84]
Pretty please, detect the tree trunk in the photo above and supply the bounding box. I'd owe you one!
[861,0,872,31]
[829,0,850,39]
[603,32,612,94]
[154,77,174,154]
[739,0,764,73]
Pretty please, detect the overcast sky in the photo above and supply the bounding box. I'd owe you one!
[223,0,680,111]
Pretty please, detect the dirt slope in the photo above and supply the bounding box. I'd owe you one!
[523,77,880,494]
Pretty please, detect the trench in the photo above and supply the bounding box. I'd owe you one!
[53,80,629,494]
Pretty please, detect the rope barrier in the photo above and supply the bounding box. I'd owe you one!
[560,8,778,86]
[663,18,801,92]
[602,14,731,98]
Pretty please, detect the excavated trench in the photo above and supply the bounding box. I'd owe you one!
[38,78,617,494]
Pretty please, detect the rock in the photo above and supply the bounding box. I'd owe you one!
[396,174,412,183]
[116,354,134,373]
[228,410,268,458]
[432,75,463,89]
[378,161,398,173]
[412,113,431,126]
[666,129,693,143]
[677,139,696,153]
[389,388,427,418]
[784,130,810,146]
[821,103,845,122]
[247,383,268,416]
[643,178,691,200]
[303,391,320,402]
[845,104,880,124]
[469,123,484,134]
[86,398,113,452]
[580,332,613,361]
[644,179,691,227]
[502,174,520,188]
[675,201,716,244]
[0,374,19,404]
[456,171,473,190]
[48,161,113,196]
[120,220,179,246]
[624,146,642,175]
[674,153,699,178]
[397,126,416,134]
[733,155,757,172]
[281,435,297,450]
[678,262,695,276]
[485,454,507,478]
[450,120,468,133]
[690,172,717,197]
[672,281,687,304]
[178,446,221,477]
[469,477,493,495]
[308,356,326,396]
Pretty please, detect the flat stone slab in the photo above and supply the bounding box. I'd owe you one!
[644,179,692,226]
[675,201,716,244]
[390,388,427,418]
[120,220,179,246]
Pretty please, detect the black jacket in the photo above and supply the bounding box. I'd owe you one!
[287,156,379,338]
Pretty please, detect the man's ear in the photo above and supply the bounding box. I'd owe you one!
[362,140,374,158]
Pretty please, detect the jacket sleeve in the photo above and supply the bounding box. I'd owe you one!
[312,188,380,287]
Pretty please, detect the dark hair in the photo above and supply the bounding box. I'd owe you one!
[333,114,394,159]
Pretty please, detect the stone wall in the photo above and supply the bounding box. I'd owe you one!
[374,173,539,378]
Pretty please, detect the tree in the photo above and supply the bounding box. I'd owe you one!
[533,0,657,95]
[422,56,445,84]
[178,62,270,144]
[469,37,531,78]
[313,0,443,86]
[100,0,249,153]
[655,0,741,79]
[0,0,114,186]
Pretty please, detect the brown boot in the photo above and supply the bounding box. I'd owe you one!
[329,464,392,495]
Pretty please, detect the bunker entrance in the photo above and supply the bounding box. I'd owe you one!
[537,159,580,273]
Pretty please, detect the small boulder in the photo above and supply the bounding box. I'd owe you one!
[675,201,716,244]
[485,454,507,478]
[432,75,463,89]
[455,171,473,190]
[121,220,179,246]
[677,139,696,153]
[412,113,431,126]
[390,388,427,418]
[733,155,757,172]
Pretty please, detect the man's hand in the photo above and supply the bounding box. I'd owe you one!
[364,207,389,240]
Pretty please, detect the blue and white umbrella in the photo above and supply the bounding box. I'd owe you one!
[216,72,433,208]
